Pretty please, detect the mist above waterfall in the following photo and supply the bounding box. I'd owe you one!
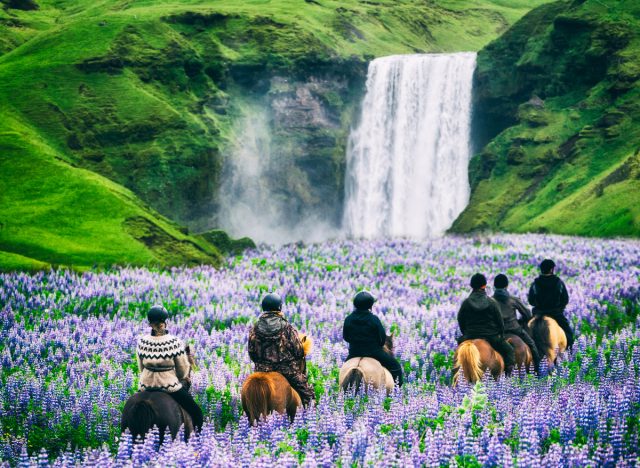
[217,104,340,245]
[343,53,476,240]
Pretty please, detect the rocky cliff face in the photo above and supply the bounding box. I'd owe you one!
[263,68,365,226]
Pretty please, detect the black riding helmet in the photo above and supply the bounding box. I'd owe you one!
[261,293,282,312]
[353,291,376,311]
[147,304,169,323]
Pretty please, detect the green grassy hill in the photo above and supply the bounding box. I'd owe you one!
[452,0,640,237]
[0,0,550,269]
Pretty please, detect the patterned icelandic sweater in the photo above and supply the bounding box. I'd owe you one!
[136,333,190,392]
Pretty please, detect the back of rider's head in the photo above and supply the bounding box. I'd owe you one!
[540,259,556,275]
[353,291,376,311]
[494,274,509,289]
[470,273,487,290]
[147,304,169,323]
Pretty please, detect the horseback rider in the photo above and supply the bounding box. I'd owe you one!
[457,273,516,375]
[343,291,403,386]
[248,293,315,407]
[528,259,574,349]
[492,273,541,371]
[136,305,204,431]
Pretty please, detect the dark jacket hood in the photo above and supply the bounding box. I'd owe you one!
[255,312,286,337]
[467,289,493,308]
[493,288,510,303]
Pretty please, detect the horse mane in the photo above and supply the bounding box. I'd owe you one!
[530,316,552,357]
[454,341,483,384]
[299,334,313,356]
[341,368,364,394]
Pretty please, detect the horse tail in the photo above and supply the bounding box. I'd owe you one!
[242,375,271,425]
[531,316,552,359]
[455,341,483,384]
[126,400,156,441]
[341,368,364,394]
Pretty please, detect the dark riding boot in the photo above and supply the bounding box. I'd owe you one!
[280,370,315,407]
[168,388,204,432]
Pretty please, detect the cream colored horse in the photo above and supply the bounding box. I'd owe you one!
[338,336,395,395]
[528,316,567,366]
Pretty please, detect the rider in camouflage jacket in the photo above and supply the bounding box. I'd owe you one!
[248,294,315,406]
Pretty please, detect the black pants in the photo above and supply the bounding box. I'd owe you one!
[458,334,516,370]
[507,327,541,368]
[168,387,204,431]
[536,311,575,348]
[348,349,404,386]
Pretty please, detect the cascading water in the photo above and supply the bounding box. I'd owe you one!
[343,53,477,239]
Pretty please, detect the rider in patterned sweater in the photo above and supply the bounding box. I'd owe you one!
[136,305,204,431]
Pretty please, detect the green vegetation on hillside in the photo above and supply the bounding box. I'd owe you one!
[0,0,551,269]
[0,113,223,270]
[453,0,640,237]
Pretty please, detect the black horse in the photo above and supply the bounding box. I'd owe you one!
[121,391,193,443]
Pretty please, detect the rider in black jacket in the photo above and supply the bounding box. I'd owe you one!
[343,291,403,386]
[528,259,574,349]
[457,273,516,375]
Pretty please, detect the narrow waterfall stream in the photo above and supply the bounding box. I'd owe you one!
[343,53,477,239]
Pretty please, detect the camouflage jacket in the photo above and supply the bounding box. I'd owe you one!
[248,312,305,371]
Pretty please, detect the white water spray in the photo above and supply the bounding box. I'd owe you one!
[343,53,476,239]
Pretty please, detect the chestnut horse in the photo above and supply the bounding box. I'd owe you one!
[338,335,395,395]
[453,339,504,384]
[241,334,312,425]
[528,316,567,367]
[506,334,533,372]
[454,335,533,384]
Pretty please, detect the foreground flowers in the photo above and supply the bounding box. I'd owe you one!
[1,234,639,466]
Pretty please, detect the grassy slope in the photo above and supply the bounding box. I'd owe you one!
[0,0,551,269]
[0,112,223,270]
[452,0,640,237]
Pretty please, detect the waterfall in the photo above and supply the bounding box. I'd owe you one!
[343,53,477,239]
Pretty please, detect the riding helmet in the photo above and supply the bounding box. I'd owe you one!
[494,274,509,289]
[470,273,487,290]
[540,259,556,274]
[353,291,376,310]
[147,305,169,323]
[261,293,282,312]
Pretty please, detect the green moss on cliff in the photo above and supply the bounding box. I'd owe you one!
[454,0,640,237]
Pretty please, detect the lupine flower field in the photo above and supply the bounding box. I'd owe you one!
[1,234,640,467]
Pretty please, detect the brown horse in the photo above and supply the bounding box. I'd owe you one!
[505,334,533,372]
[528,316,567,367]
[453,339,504,384]
[338,335,395,395]
[241,334,312,425]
